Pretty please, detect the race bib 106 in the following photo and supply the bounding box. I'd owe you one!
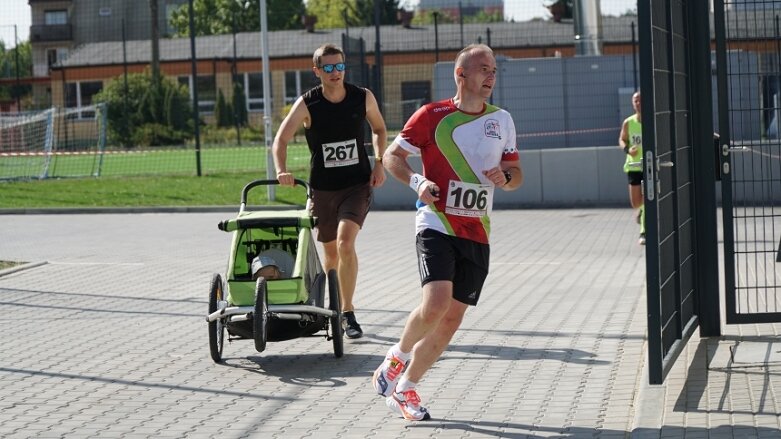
[322,139,359,168]
[445,180,493,217]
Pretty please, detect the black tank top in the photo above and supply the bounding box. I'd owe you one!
[303,83,371,190]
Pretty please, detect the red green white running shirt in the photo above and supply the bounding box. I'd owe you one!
[395,98,520,244]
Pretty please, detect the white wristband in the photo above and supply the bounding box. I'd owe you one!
[409,173,427,193]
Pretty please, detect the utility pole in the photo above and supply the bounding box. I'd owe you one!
[188,0,202,176]
[374,0,383,112]
[260,0,275,200]
[150,0,161,85]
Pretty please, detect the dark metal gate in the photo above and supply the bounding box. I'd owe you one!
[715,0,781,324]
[639,0,721,384]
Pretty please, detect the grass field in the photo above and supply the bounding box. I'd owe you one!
[0,144,314,208]
[0,143,312,179]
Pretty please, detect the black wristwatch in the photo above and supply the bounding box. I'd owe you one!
[503,170,512,185]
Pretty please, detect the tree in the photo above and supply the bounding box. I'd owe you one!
[412,9,456,26]
[462,10,503,24]
[215,89,229,127]
[169,0,305,36]
[546,0,573,23]
[0,41,32,102]
[306,0,399,28]
[93,70,193,147]
[353,0,401,26]
[412,8,503,26]
[232,81,248,126]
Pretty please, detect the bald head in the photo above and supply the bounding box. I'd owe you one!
[455,44,494,69]
[631,91,641,115]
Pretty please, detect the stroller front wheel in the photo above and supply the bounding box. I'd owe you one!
[328,269,344,358]
[208,273,226,363]
[254,278,269,353]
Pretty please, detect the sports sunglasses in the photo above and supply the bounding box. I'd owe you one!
[319,63,346,73]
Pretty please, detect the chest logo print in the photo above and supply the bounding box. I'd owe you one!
[484,119,501,139]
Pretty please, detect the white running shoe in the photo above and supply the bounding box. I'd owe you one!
[372,353,408,397]
[386,388,431,421]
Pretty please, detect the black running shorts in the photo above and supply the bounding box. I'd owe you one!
[415,228,490,306]
[312,182,372,243]
[627,171,643,186]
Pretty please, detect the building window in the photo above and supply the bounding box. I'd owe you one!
[236,72,271,112]
[80,82,103,106]
[196,75,216,113]
[178,75,216,113]
[44,10,68,25]
[284,70,319,105]
[65,81,103,119]
[46,48,69,69]
[246,73,264,111]
[65,83,78,108]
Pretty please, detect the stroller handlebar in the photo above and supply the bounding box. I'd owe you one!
[240,179,312,206]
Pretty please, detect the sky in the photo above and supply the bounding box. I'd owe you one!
[0,0,637,48]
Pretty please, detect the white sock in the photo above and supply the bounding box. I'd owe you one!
[396,376,416,393]
[388,343,411,362]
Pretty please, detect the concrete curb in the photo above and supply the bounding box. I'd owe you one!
[0,205,302,215]
[631,337,666,436]
[0,261,47,277]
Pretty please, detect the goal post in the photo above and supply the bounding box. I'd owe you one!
[0,104,107,180]
[0,108,55,180]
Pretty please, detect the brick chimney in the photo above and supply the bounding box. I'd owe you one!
[302,15,317,33]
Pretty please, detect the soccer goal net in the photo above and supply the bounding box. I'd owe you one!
[0,104,107,180]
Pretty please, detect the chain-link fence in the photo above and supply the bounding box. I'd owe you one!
[1,0,645,180]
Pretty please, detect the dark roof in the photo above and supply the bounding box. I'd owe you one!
[59,16,639,68]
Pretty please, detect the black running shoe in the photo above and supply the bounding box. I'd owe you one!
[342,311,363,339]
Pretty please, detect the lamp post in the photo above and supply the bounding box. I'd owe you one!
[231,1,252,146]
[187,0,202,176]
[13,24,20,111]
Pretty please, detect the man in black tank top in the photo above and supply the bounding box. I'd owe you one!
[272,43,387,339]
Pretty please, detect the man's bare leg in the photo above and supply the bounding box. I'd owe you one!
[335,219,360,312]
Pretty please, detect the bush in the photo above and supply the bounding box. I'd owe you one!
[215,90,234,127]
[198,124,264,145]
[131,123,190,147]
[94,70,193,147]
[233,82,248,126]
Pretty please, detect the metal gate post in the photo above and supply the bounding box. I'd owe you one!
[713,0,738,323]
[689,0,721,337]
[638,0,663,385]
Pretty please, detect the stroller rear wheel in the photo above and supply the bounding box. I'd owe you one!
[254,278,269,353]
[328,269,344,358]
[208,273,226,363]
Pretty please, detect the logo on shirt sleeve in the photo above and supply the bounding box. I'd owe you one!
[484,119,501,139]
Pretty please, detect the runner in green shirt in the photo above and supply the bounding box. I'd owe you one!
[619,91,645,245]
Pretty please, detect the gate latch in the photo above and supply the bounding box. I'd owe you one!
[646,151,655,201]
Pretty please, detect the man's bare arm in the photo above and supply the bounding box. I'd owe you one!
[272,97,309,185]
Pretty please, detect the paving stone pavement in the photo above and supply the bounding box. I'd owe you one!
[0,209,779,438]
